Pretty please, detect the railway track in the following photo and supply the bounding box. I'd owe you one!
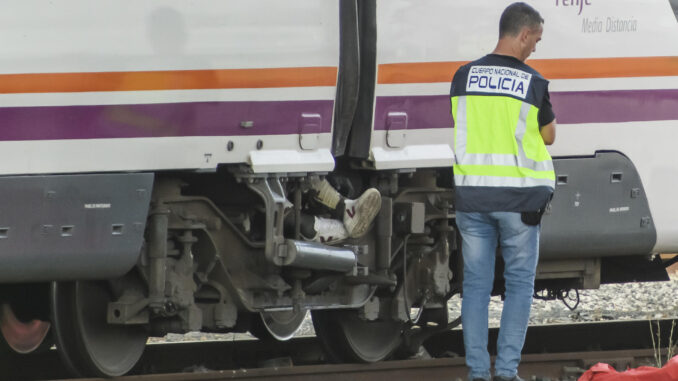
[10,319,676,381]
[49,349,661,381]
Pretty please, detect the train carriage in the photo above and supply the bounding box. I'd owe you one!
[0,0,676,376]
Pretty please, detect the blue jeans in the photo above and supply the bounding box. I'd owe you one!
[456,211,540,381]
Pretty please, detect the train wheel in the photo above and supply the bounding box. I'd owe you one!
[50,281,148,377]
[312,309,404,363]
[250,310,308,341]
[0,304,51,354]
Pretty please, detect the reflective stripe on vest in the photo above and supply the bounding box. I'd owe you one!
[452,95,555,189]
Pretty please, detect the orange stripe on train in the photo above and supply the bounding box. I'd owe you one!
[377,56,678,84]
[0,66,338,94]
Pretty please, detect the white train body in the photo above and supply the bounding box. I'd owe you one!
[1,0,676,251]
[0,1,340,174]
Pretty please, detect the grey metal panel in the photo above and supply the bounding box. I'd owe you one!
[0,173,153,282]
[540,152,656,259]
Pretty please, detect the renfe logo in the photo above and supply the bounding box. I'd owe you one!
[556,0,591,15]
[467,66,532,99]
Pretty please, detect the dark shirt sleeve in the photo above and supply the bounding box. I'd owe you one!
[449,75,456,115]
[450,68,463,115]
[450,70,461,97]
[538,86,556,129]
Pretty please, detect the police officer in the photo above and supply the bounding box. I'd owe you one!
[450,3,556,381]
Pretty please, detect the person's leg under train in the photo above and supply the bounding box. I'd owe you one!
[310,179,381,238]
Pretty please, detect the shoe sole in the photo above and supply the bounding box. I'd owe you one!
[346,189,381,238]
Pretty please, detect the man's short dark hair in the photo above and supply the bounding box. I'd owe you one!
[499,2,544,38]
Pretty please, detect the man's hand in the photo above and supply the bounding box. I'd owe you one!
[540,119,556,145]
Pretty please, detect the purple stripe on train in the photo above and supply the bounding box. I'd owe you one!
[373,95,453,130]
[549,89,678,124]
[0,100,333,141]
[373,89,678,129]
[0,88,675,141]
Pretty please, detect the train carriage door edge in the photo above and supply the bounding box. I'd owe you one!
[337,0,376,159]
[332,0,360,157]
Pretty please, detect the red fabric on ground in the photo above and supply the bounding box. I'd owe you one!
[578,355,678,381]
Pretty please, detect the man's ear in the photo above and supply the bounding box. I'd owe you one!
[519,27,530,43]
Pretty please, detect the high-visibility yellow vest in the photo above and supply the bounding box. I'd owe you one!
[450,54,555,212]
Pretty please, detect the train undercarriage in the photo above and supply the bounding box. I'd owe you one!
[0,165,670,377]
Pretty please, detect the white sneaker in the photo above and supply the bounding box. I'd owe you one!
[305,217,348,245]
[343,188,382,238]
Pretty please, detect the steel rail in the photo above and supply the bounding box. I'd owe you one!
[66,348,661,381]
[11,319,677,380]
